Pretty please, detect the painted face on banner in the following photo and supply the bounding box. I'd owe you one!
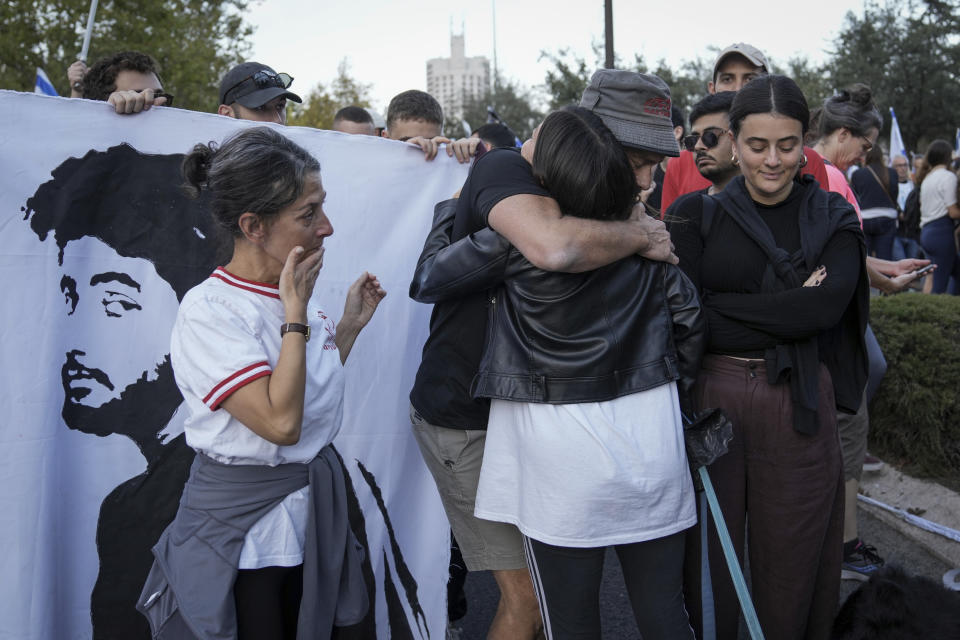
[58,236,179,421]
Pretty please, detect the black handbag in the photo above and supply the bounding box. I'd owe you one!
[683,407,734,469]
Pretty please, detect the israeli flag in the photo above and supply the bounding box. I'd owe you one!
[34,68,57,96]
[889,107,907,167]
[955,128,959,154]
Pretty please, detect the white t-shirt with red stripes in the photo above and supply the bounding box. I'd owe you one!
[170,267,344,569]
[171,267,344,467]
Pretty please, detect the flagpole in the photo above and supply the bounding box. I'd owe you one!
[78,0,99,63]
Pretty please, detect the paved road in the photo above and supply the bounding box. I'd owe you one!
[452,508,953,639]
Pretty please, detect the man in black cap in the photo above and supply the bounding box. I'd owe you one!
[217,61,302,125]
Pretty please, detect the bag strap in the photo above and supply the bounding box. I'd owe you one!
[698,466,766,640]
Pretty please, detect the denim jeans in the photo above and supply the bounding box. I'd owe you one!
[862,216,897,261]
[920,216,960,294]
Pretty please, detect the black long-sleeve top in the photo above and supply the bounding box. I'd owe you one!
[667,184,862,358]
[851,166,898,210]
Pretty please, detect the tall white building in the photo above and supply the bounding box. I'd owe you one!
[426,33,490,121]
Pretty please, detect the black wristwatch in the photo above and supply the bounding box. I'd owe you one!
[280,322,310,342]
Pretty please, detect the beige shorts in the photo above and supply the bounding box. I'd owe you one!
[410,404,525,572]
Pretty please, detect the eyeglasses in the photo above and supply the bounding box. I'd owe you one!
[859,135,874,154]
[136,88,174,107]
[223,71,293,105]
[682,128,728,152]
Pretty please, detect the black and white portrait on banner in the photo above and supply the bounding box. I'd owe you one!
[0,91,459,639]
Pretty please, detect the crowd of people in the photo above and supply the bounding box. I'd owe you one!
[50,41,960,640]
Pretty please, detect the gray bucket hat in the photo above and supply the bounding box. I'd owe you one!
[579,70,680,157]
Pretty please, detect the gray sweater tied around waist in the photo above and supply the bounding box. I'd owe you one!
[137,444,368,639]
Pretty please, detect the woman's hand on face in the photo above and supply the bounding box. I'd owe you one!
[803,265,827,287]
[342,272,387,330]
[279,245,324,322]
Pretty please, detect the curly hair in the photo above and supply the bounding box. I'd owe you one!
[82,51,162,101]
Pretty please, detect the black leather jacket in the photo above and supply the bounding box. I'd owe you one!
[410,199,706,409]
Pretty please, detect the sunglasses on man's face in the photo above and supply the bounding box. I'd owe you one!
[224,71,293,105]
[683,128,728,152]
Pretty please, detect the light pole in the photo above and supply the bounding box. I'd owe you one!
[604,0,614,69]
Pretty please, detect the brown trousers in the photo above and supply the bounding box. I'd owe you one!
[683,355,844,640]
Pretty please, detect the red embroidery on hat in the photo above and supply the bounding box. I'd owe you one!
[644,97,671,117]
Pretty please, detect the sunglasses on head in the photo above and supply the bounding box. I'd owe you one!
[683,128,727,152]
[224,71,293,105]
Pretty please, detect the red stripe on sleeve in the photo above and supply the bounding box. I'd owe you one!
[207,368,271,411]
[203,361,271,405]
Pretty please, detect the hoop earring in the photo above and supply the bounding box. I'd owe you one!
[731,154,740,166]
[799,154,808,168]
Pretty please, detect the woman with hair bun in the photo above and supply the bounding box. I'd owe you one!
[919,139,960,293]
[137,126,384,639]
[670,74,869,640]
[810,85,930,586]
[811,84,882,213]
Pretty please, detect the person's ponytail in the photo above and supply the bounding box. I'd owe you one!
[181,142,216,198]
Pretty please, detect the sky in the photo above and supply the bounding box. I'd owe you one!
[247,0,868,114]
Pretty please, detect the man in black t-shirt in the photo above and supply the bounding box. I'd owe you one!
[409,70,681,639]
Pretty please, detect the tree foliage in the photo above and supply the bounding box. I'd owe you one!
[447,74,543,141]
[288,59,372,130]
[539,48,592,111]
[770,56,833,118]
[632,54,712,121]
[0,0,253,113]
[536,1,960,152]
[831,0,960,152]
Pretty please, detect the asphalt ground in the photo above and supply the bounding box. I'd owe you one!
[453,507,953,639]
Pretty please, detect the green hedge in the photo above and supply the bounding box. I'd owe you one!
[868,294,960,483]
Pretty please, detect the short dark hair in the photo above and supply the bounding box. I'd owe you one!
[689,91,736,128]
[924,139,954,169]
[817,84,883,139]
[531,106,635,221]
[24,144,216,301]
[474,123,517,149]
[670,105,686,138]
[182,127,320,239]
[82,51,161,101]
[386,90,443,130]
[728,74,810,139]
[333,105,374,125]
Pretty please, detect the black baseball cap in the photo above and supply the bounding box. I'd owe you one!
[218,62,302,108]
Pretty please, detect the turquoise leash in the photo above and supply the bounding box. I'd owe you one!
[699,491,716,640]
[698,465,766,640]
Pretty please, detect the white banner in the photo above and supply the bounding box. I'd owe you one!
[0,90,464,640]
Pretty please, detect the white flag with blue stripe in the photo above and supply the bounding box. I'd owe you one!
[34,68,57,96]
[955,127,959,154]
[889,107,907,167]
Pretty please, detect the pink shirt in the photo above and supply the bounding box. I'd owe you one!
[824,163,863,226]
